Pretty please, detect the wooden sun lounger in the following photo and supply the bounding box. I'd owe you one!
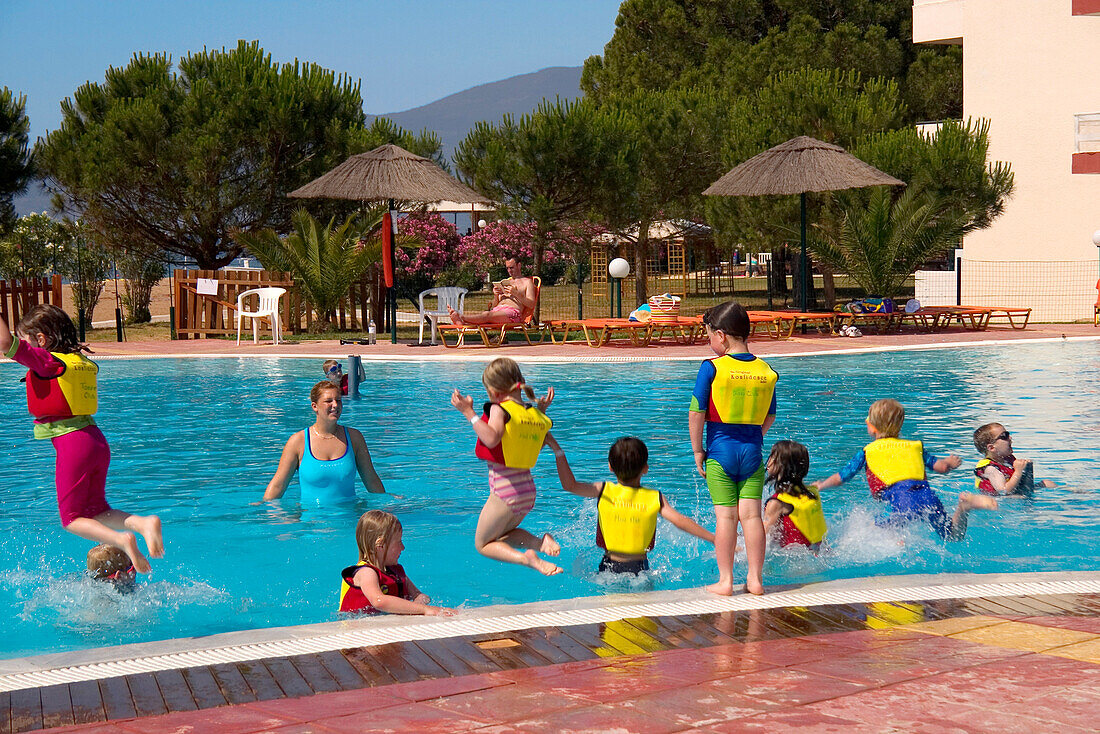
[836,310,897,333]
[959,305,1031,329]
[752,310,838,338]
[543,318,653,348]
[436,277,546,348]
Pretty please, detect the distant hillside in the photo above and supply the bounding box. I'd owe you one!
[367,66,583,164]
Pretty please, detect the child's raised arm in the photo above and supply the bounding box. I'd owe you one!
[451,389,505,447]
[545,434,601,498]
[814,473,843,490]
[659,498,715,544]
[932,454,962,474]
[353,566,455,617]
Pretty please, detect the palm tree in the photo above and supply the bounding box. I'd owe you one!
[810,186,973,298]
[236,208,383,330]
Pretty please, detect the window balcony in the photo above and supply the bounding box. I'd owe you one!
[913,0,964,44]
[1073,113,1100,173]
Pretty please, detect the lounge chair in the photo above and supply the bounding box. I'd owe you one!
[437,277,544,348]
[958,305,1030,329]
[752,310,837,338]
[544,318,653,348]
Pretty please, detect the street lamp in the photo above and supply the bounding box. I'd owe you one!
[477,219,488,230]
[608,257,630,318]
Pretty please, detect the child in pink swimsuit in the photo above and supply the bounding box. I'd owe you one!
[450,357,562,576]
[1,305,163,573]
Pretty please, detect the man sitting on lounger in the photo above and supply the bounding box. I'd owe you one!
[448,256,535,325]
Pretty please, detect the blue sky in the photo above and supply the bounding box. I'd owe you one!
[0,0,622,143]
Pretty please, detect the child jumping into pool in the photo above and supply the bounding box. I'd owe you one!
[815,399,997,540]
[339,510,454,616]
[0,305,163,573]
[972,422,1056,497]
[451,357,562,575]
[689,301,777,596]
[763,441,827,552]
[546,435,714,575]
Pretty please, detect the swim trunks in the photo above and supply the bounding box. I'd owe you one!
[490,304,522,321]
[598,553,649,575]
[879,479,951,539]
[53,424,112,526]
[487,462,537,518]
[705,460,765,506]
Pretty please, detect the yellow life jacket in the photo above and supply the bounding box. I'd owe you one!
[26,351,98,419]
[863,438,926,486]
[595,481,662,556]
[705,354,777,425]
[474,400,552,469]
[775,490,827,544]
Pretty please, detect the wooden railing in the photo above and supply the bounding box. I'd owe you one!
[172,269,380,338]
[0,275,64,326]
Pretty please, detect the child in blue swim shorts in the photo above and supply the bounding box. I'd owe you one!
[689,301,777,596]
[816,399,997,540]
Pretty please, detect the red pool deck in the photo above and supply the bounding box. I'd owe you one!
[76,322,1099,361]
[12,589,1100,733]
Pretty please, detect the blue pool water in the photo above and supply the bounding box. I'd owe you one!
[2,341,1099,659]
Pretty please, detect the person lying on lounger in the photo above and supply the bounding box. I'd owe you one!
[448,256,535,325]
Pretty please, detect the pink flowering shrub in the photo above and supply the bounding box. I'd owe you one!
[394,212,460,280]
[455,220,605,287]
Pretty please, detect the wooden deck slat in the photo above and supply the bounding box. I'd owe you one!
[341,648,399,686]
[315,651,368,691]
[235,661,285,702]
[98,677,136,721]
[8,688,40,734]
[288,654,341,694]
[469,635,554,669]
[38,684,73,730]
[560,622,643,657]
[153,669,198,713]
[263,658,314,698]
[0,691,10,734]
[671,614,739,645]
[648,615,713,648]
[209,662,257,705]
[181,667,227,709]
[605,618,670,653]
[755,609,818,638]
[125,673,168,717]
[413,638,480,677]
[983,596,1054,616]
[67,680,106,724]
[364,644,433,683]
[1026,594,1084,615]
[424,637,504,674]
[454,636,539,671]
[511,628,594,663]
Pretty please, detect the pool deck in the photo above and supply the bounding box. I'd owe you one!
[73,322,1100,362]
[5,571,1100,733]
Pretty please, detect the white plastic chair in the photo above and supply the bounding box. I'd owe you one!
[236,287,286,345]
[418,287,467,345]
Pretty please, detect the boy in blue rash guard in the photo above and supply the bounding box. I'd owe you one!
[689,301,777,596]
[816,399,997,540]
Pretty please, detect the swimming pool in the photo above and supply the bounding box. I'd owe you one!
[2,341,1098,659]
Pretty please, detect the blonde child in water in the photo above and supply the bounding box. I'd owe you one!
[451,357,562,575]
[339,511,454,615]
[1,305,163,573]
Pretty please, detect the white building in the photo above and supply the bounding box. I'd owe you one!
[912,0,1100,320]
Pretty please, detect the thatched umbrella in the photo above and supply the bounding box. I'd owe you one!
[704,136,904,311]
[289,144,489,342]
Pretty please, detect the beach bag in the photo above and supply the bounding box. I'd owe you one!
[647,294,681,324]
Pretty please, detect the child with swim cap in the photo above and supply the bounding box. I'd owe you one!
[451,357,562,576]
[322,359,348,396]
[87,544,137,592]
[763,441,827,552]
[972,423,1056,497]
[339,510,454,616]
[689,301,777,596]
[816,399,997,540]
[1,305,163,573]
[547,436,715,575]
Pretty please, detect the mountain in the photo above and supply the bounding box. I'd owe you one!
[13,66,583,217]
[366,66,583,164]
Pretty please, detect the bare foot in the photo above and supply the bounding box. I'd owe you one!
[743,582,765,596]
[136,515,164,558]
[960,492,998,512]
[447,306,465,325]
[119,532,152,574]
[523,549,562,576]
[540,533,561,557]
[705,580,734,596]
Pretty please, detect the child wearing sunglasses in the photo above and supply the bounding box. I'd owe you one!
[322,359,349,396]
[972,423,1056,497]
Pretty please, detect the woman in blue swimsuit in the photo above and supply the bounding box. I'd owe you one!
[263,381,389,504]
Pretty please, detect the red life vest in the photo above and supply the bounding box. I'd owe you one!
[338,562,410,613]
[26,351,98,421]
[974,457,1014,496]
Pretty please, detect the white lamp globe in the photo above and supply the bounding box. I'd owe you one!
[608,257,630,279]
[1092,229,1100,246]
[477,219,488,229]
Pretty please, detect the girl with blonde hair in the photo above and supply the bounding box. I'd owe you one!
[451,357,562,575]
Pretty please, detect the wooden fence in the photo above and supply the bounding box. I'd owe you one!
[172,269,380,339]
[0,275,64,326]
